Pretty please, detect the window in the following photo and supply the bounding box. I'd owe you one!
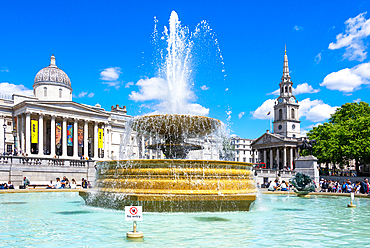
[279,109,282,120]
[236,145,239,148]
[44,87,47,97]
[7,145,12,153]
[237,151,239,154]
[243,145,245,148]
[243,158,246,162]
[289,86,292,93]
[284,86,287,93]
[291,109,295,119]
[59,89,62,98]
[237,158,239,162]
[244,151,246,155]
[293,134,296,138]
[281,87,283,93]
[7,121,11,126]
[236,140,239,143]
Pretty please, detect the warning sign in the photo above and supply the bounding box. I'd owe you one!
[125,206,143,221]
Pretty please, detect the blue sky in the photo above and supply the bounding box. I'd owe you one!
[1,1,370,139]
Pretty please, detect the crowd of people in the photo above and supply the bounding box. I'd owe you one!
[260,177,370,195]
[319,178,369,194]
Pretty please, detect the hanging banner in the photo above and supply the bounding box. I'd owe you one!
[56,123,62,145]
[31,120,38,144]
[98,128,103,149]
[67,125,73,146]
[78,126,84,147]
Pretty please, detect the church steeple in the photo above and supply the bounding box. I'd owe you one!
[283,45,289,78]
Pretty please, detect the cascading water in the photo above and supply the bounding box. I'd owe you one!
[80,11,257,212]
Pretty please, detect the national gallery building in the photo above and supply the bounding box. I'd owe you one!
[0,55,135,160]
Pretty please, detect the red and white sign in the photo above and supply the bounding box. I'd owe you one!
[125,206,143,221]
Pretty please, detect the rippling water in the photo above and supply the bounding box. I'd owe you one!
[1,192,369,247]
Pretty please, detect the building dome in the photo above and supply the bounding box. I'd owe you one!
[34,55,71,89]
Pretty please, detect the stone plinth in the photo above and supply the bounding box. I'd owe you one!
[295,155,319,186]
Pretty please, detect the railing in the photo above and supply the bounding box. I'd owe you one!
[253,168,297,177]
[0,155,92,167]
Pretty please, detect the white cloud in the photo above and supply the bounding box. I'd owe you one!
[88,93,95,98]
[225,88,228,91]
[299,98,338,122]
[200,85,209,90]
[320,62,370,92]
[268,83,319,96]
[293,25,303,31]
[238,112,245,119]
[0,82,33,96]
[294,83,320,95]
[102,81,122,90]
[100,67,122,81]
[74,91,95,98]
[129,77,168,101]
[353,98,361,103]
[252,98,337,122]
[125,82,134,88]
[1,67,9,72]
[315,53,322,64]
[329,12,370,61]
[300,123,322,136]
[251,99,275,120]
[78,91,88,98]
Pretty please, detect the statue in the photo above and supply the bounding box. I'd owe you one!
[289,172,315,196]
[298,138,316,155]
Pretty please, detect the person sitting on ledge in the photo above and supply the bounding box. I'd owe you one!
[280,180,288,191]
[70,179,77,189]
[7,181,14,189]
[23,177,30,189]
[55,178,62,189]
[46,180,54,189]
[268,180,279,191]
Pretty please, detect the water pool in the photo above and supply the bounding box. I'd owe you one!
[1,192,369,247]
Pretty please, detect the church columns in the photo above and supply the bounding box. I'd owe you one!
[62,118,67,157]
[283,147,287,169]
[50,116,56,157]
[73,119,78,158]
[38,114,44,156]
[290,147,293,170]
[276,148,280,169]
[263,150,266,164]
[104,124,108,158]
[269,149,273,169]
[25,113,31,155]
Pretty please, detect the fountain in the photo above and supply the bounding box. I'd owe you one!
[79,11,257,211]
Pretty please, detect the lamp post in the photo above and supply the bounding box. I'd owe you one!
[88,135,92,160]
[3,121,6,156]
[56,143,61,159]
[12,127,17,156]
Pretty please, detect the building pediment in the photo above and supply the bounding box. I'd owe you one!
[13,100,110,118]
[252,133,284,146]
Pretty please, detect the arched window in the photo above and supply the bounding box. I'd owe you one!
[279,109,282,120]
[289,86,292,93]
[291,108,295,119]
[43,87,47,97]
[59,89,62,98]
[284,86,287,93]
[281,87,283,93]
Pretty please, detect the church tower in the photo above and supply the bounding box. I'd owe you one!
[273,46,300,138]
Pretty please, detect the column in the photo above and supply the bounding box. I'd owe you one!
[270,149,273,169]
[38,114,44,156]
[263,149,266,164]
[16,115,20,153]
[149,137,153,159]
[290,147,293,170]
[25,113,31,155]
[50,116,56,157]
[19,115,24,154]
[62,118,67,157]
[276,148,280,170]
[94,122,98,159]
[84,121,88,158]
[73,119,78,159]
[283,147,287,169]
[104,124,108,159]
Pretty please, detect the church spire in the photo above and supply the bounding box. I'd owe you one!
[283,45,289,78]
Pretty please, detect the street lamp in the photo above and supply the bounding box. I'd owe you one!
[3,121,6,156]
[88,135,92,160]
[12,127,17,156]
[56,143,61,158]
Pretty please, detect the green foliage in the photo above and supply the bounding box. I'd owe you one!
[307,102,370,174]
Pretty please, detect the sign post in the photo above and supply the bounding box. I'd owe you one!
[125,206,143,238]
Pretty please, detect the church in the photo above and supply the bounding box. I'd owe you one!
[251,48,303,170]
[0,55,135,160]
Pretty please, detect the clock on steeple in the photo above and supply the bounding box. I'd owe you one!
[273,46,301,138]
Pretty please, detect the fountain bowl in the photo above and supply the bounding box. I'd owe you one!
[80,159,257,212]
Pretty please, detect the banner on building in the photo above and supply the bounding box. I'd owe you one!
[31,120,38,144]
[98,128,103,149]
[67,125,73,146]
[78,126,84,147]
[56,123,62,145]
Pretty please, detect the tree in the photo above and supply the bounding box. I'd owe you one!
[307,102,370,175]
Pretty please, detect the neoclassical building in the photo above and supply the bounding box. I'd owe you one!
[251,48,302,169]
[0,55,133,160]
